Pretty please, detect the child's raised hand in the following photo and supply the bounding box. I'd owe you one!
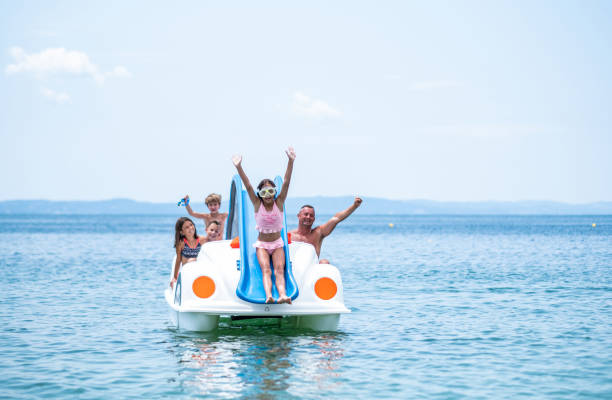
[232,154,242,167]
[285,146,296,161]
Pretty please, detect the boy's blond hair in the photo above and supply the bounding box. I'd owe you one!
[205,193,222,205]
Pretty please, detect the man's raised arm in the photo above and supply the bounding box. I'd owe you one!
[319,197,363,238]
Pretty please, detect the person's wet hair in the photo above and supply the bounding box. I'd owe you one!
[205,193,221,205]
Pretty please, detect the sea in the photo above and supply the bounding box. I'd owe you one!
[0,214,610,399]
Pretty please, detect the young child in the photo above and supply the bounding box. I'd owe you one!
[232,147,296,304]
[182,193,228,240]
[171,219,221,288]
[204,220,221,242]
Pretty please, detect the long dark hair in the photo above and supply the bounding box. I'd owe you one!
[174,217,199,248]
[256,179,276,199]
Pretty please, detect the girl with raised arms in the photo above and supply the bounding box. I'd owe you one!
[232,147,295,304]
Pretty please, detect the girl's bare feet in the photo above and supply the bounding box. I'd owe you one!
[278,295,292,304]
[265,296,275,304]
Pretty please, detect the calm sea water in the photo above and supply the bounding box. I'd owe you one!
[0,214,610,399]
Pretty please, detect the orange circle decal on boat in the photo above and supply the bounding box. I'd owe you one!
[314,277,337,300]
[192,276,215,298]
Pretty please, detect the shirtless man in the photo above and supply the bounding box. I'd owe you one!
[289,197,362,264]
[183,193,229,240]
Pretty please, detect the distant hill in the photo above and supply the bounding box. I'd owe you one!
[290,197,612,215]
[0,197,611,215]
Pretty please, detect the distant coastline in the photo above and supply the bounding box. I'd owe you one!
[1,198,611,215]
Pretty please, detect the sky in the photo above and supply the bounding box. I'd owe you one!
[1,0,611,204]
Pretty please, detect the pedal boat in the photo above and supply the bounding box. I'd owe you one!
[164,175,350,332]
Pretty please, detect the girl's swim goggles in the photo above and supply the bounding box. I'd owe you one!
[258,187,277,197]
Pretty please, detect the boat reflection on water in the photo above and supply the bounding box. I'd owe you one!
[167,325,346,399]
[310,335,344,389]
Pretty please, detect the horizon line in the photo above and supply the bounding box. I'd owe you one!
[0,197,611,205]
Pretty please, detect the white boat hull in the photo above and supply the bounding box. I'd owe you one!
[165,241,350,332]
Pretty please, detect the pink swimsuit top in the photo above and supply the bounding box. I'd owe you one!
[255,202,284,233]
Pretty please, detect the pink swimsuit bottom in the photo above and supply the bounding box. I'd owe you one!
[253,237,284,255]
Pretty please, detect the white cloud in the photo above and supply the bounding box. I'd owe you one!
[410,80,463,90]
[5,47,130,84]
[291,91,341,118]
[106,66,131,78]
[41,87,70,103]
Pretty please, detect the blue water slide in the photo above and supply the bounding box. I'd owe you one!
[227,174,299,304]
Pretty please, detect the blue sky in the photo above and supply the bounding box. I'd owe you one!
[1,1,610,203]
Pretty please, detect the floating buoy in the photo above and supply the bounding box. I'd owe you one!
[388,223,394,228]
[592,223,596,228]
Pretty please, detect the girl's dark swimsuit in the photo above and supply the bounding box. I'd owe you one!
[181,238,201,259]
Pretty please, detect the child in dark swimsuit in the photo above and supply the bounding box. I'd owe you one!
[232,147,296,304]
[171,217,206,288]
